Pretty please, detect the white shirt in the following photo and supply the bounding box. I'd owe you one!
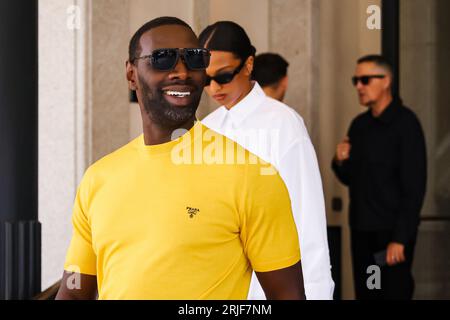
[201,82,334,300]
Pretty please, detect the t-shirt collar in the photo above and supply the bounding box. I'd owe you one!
[136,120,202,156]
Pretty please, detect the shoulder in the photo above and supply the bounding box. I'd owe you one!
[197,122,282,181]
[200,107,225,129]
[244,159,287,200]
[392,104,425,139]
[353,110,370,124]
[260,97,310,141]
[82,137,140,184]
[397,104,422,126]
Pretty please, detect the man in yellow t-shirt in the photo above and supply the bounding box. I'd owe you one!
[56,17,304,300]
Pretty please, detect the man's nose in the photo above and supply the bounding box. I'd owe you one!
[168,58,188,80]
[355,81,364,90]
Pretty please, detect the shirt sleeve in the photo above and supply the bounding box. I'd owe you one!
[393,113,427,244]
[278,137,335,300]
[239,160,301,273]
[63,168,97,275]
[331,159,351,186]
[331,121,355,186]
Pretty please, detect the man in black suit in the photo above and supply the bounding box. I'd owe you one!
[332,55,427,300]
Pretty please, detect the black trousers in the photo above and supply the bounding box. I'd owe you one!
[350,229,416,300]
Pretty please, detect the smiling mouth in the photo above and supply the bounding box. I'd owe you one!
[164,90,191,98]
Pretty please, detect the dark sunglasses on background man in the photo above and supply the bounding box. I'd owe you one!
[131,48,211,71]
[205,60,246,86]
[352,75,385,86]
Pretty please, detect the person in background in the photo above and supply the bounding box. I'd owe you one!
[200,21,334,300]
[332,54,427,300]
[252,53,289,102]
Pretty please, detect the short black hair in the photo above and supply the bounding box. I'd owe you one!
[252,53,289,87]
[128,16,193,62]
[357,54,393,75]
[198,21,256,62]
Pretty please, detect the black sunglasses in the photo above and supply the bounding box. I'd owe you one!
[352,75,385,86]
[205,61,246,86]
[131,48,211,71]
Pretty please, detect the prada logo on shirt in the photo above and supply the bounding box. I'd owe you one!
[186,206,200,218]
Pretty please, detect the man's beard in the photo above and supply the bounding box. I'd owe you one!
[138,75,202,129]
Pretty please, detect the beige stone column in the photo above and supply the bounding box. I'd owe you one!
[268,0,319,139]
[39,0,79,289]
[39,0,130,289]
[400,0,439,218]
[90,0,130,162]
[400,0,450,299]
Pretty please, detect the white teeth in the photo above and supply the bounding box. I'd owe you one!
[165,91,191,97]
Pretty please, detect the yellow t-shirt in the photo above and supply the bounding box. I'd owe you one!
[64,122,300,299]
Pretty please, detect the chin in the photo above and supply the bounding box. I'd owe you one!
[166,107,196,121]
[359,99,370,107]
[144,104,197,129]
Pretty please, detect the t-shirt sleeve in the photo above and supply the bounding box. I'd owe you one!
[63,168,97,275]
[239,160,301,273]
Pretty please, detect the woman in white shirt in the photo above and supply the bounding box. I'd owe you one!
[199,21,335,300]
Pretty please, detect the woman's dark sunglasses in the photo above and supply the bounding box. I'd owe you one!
[352,75,385,86]
[205,61,246,86]
[131,48,211,71]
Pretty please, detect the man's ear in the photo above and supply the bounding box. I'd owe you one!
[280,76,288,90]
[245,56,254,76]
[126,61,138,91]
[383,74,392,91]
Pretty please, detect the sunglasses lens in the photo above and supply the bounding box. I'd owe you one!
[185,49,210,70]
[205,73,234,86]
[352,76,372,86]
[361,76,370,85]
[153,49,178,71]
[215,73,235,85]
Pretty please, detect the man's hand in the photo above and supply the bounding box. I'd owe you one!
[386,242,406,266]
[335,136,351,163]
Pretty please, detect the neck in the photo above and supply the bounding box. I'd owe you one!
[225,81,254,110]
[262,86,276,100]
[140,110,195,146]
[370,93,393,117]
